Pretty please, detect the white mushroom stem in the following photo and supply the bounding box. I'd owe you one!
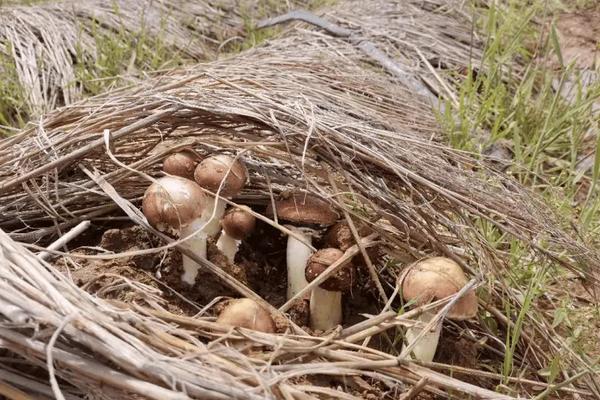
[216,231,239,263]
[201,196,227,236]
[401,310,442,362]
[309,287,342,331]
[286,226,313,299]
[179,219,208,285]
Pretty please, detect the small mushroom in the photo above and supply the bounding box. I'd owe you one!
[217,206,256,263]
[305,248,355,331]
[324,221,355,251]
[194,154,247,236]
[266,193,338,300]
[401,257,478,362]
[216,298,275,333]
[163,151,200,180]
[142,176,206,285]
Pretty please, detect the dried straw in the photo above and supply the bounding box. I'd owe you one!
[0,0,598,398]
[0,227,536,400]
[0,0,294,120]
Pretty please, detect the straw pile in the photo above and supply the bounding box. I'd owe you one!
[0,0,293,123]
[0,0,598,398]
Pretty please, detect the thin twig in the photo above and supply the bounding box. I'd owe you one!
[399,377,429,400]
[46,312,79,400]
[37,221,91,260]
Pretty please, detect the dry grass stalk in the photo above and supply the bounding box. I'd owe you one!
[1,228,519,400]
[0,0,289,122]
[0,0,598,398]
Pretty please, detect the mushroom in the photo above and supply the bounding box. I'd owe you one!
[216,298,275,333]
[217,206,256,263]
[142,176,206,285]
[324,221,355,251]
[266,193,338,299]
[400,257,478,362]
[163,151,200,180]
[194,154,247,236]
[305,248,355,331]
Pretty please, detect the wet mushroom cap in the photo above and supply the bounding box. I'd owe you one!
[221,207,256,240]
[194,154,247,198]
[305,248,355,292]
[163,151,200,180]
[142,176,205,232]
[265,193,339,226]
[401,257,477,320]
[216,298,276,333]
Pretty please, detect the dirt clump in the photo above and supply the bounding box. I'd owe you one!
[99,225,158,270]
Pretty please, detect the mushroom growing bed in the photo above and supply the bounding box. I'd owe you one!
[48,150,477,363]
[3,2,596,395]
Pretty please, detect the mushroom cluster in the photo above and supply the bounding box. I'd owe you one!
[141,151,477,343]
[143,152,249,285]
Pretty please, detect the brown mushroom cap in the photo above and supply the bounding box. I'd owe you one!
[216,298,275,333]
[163,151,200,180]
[142,176,205,233]
[265,193,338,226]
[222,207,256,240]
[194,154,247,198]
[401,257,477,320]
[305,248,355,292]
[325,222,354,251]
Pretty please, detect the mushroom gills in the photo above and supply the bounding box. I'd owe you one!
[309,286,342,331]
[402,310,442,362]
[179,219,208,285]
[286,227,313,299]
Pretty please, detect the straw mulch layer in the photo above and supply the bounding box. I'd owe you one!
[0,0,293,125]
[0,0,598,399]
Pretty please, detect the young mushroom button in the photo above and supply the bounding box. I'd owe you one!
[401,257,478,362]
[305,248,355,331]
[265,193,338,300]
[216,298,276,333]
[194,154,248,236]
[142,176,206,285]
[163,151,200,180]
[216,206,256,263]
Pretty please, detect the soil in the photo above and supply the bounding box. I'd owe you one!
[52,220,383,333]
[550,9,600,70]
[49,218,524,400]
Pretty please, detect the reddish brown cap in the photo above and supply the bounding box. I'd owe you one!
[163,151,200,180]
[194,154,247,198]
[265,193,338,226]
[305,248,355,292]
[216,298,275,333]
[221,206,256,240]
[142,176,205,232]
[401,257,477,320]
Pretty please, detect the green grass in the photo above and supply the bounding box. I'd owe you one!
[443,0,600,234]
[74,5,184,97]
[0,0,338,135]
[0,45,28,131]
[440,0,600,391]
